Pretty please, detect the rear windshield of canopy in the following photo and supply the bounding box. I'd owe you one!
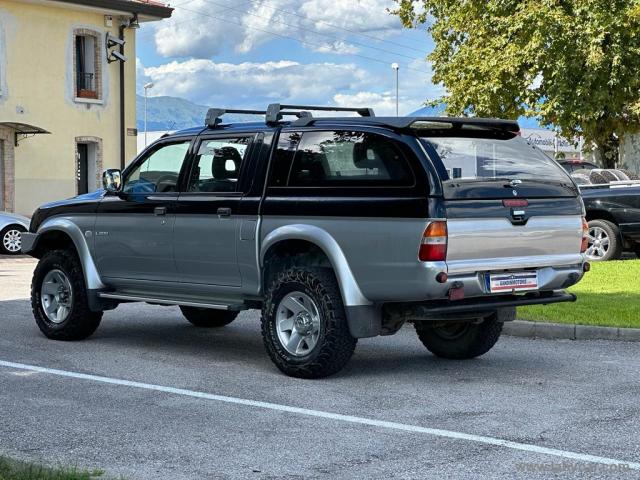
[420,134,571,182]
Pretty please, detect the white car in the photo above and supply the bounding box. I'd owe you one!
[0,211,30,255]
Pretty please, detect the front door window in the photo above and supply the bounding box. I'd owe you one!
[123,142,190,194]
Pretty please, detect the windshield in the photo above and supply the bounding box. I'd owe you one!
[421,135,571,182]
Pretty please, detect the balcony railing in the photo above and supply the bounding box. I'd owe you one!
[77,72,97,98]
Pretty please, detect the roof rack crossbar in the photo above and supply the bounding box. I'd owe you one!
[266,103,374,123]
[205,108,311,127]
[205,108,267,127]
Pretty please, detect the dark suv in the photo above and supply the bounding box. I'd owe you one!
[22,104,588,378]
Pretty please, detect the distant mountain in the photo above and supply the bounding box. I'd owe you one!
[136,95,264,132]
[136,95,208,132]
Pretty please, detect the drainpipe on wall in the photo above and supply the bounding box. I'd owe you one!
[118,23,126,170]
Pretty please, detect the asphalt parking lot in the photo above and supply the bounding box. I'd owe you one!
[1,258,639,479]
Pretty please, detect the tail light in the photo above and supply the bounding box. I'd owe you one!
[419,221,447,261]
[580,217,589,253]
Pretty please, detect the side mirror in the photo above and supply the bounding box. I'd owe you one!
[102,169,122,193]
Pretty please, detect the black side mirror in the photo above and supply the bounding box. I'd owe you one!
[102,169,122,193]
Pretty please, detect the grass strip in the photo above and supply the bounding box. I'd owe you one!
[518,259,640,328]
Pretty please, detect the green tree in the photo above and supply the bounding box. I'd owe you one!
[393,0,640,167]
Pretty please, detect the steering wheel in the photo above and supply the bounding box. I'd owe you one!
[155,174,178,193]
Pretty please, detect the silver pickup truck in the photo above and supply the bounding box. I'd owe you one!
[22,104,589,378]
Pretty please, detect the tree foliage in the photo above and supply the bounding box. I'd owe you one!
[392,0,640,166]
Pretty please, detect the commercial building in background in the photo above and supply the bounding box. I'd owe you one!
[520,128,584,161]
[0,0,172,215]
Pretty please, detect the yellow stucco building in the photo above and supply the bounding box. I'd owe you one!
[0,0,172,215]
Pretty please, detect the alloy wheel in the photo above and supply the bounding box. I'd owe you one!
[41,269,74,323]
[2,229,22,253]
[585,226,610,260]
[276,291,321,356]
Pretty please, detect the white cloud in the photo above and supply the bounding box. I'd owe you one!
[142,58,370,107]
[154,0,246,58]
[298,0,398,34]
[334,91,414,116]
[153,0,405,59]
[139,55,444,118]
[311,41,359,55]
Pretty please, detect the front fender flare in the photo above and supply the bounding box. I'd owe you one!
[31,218,105,291]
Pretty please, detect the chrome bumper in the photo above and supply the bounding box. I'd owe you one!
[442,264,585,299]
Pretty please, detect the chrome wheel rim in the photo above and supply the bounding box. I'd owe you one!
[276,291,321,356]
[2,229,22,253]
[41,269,73,323]
[585,226,610,260]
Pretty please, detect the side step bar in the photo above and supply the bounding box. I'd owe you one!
[98,292,244,311]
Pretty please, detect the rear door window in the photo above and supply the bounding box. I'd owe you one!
[271,131,414,187]
[187,137,252,193]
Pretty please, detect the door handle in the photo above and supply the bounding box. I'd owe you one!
[154,206,167,216]
[217,207,232,218]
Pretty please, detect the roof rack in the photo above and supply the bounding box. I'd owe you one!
[205,104,375,128]
[265,104,375,123]
[205,108,265,128]
[205,107,312,128]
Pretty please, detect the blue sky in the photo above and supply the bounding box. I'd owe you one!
[134,0,443,116]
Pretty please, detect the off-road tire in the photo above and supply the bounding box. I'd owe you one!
[261,267,357,379]
[31,249,102,340]
[180,306,238,327]
[587,219,622,261]
[414,308,512,360]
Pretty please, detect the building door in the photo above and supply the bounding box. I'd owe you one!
[0,140,4,210]
[77,143,88,195]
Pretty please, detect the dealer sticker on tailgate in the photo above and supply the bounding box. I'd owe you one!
[488,271,538,293]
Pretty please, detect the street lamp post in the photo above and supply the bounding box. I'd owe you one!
[143,82,154,147]
[391,63,399,117]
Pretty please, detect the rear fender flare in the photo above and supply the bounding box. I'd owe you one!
[261,224,370,307]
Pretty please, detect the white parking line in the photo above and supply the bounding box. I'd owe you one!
[1,359,639,470]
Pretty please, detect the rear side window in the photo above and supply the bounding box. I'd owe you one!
[271,131,414,187]
[187,137,251,193]
[422,136,570,181]
[269,132,302,187]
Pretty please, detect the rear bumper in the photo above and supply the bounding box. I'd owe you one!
[421,262,585,301]
[397,290,576,319]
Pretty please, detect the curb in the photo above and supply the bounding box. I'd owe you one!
[504,320,640,342]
